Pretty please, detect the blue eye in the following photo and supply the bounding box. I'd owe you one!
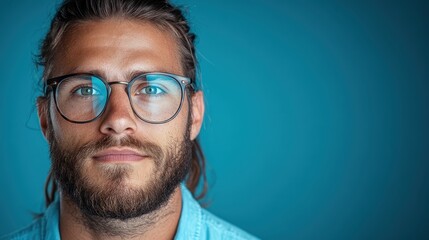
[74,86,101,96]
[139,86,165,95]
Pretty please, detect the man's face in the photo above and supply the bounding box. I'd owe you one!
[38,19,204,219]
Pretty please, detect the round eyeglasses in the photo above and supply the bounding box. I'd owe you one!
[44,72,195,124]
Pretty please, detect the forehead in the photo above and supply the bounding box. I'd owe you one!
[51,18,182,78]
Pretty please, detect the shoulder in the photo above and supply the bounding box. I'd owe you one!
[199,208,259,240]
[177,184,259,240]
[1,199,60,240]
[0,218,44,240]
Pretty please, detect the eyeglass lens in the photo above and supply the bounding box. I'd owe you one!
[55,74,183,123]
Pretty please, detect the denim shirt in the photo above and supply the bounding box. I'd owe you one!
[2,184,258,240]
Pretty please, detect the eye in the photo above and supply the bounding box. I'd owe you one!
[74,86,101,96]
[138,86,165,95]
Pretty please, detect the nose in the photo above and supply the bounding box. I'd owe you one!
[99,84,137,136]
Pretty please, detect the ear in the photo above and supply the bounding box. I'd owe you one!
[190,91,205,141]
[37,96,49,140]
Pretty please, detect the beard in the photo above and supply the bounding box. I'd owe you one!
[47,123,192,221]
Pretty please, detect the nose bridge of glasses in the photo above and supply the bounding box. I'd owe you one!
[106,80,133,104]
[103,80,136,120]
[107,81,131,94]
[109,81,130,86]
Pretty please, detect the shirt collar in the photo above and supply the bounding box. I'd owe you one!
[44,197,61,240]
[174,183,202,240]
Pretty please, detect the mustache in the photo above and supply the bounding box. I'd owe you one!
[83,136,163,161]
[52,134,164,164]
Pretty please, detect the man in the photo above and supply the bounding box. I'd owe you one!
[2,0,257,239]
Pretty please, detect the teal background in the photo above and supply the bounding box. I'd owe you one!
[1,0,428,239]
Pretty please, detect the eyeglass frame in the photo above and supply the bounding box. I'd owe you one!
[44,72,196,124]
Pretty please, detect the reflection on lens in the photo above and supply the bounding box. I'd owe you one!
[130,74,182,123]
[56,75,108,122]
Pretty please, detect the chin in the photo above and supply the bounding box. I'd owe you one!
[87,162,155,189]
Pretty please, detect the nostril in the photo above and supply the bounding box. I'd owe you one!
[106,126,115,133]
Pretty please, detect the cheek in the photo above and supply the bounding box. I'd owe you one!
[141,119,186,145]
[142,99,190,143]
[49,103,96,146]
[167,97,190,136]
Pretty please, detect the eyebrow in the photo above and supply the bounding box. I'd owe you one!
[66,68,174,81]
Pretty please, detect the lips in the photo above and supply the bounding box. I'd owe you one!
[93,148,147,162]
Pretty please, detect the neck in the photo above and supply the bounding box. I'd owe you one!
[59,186,182,240]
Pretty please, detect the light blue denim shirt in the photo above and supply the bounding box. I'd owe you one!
[2,184,258,240]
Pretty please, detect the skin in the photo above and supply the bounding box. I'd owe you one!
[37,18,204,240]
